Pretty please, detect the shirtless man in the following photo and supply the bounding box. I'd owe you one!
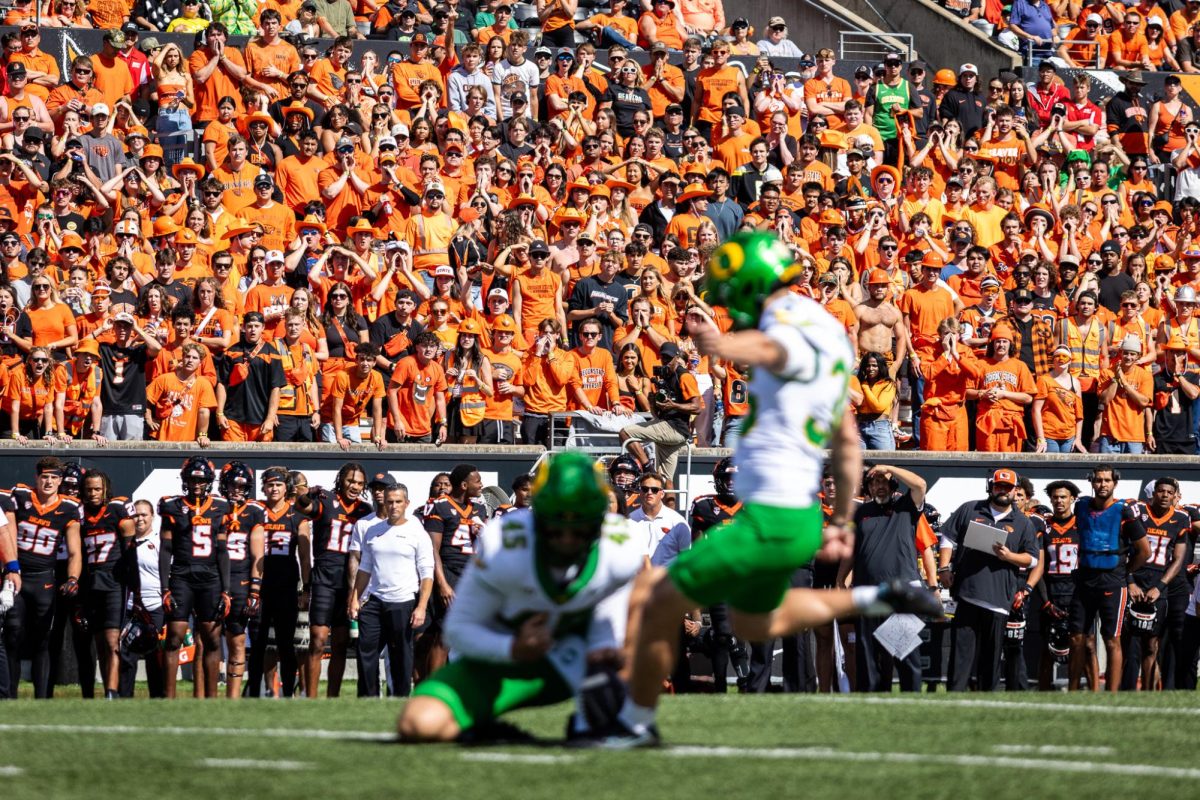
[855,268,908,379]
[551,209,584,277]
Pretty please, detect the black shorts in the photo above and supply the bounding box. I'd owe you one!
[224,576,252,636]
[429,568,464,626]
[446,399,484,440]
[309,583,347,628]
[1069,570,1128,640]
[167,575,222,624]
[86,585,124,631]
[480,419,516,445]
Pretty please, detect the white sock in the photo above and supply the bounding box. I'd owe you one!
[619,698,657,729]
[852,585,892,616]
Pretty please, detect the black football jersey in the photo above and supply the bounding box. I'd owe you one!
[1043,516,1081,589]
[81,497,132,576]
[424,496,488,576]
[159,495,231,578]
[261,502,305,583]
[224,500,267,577]
[689,495,741,538]
[309,491,371,570]
[8,484,81,574]
[1133,502,1190,583]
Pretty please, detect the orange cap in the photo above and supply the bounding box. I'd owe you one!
[991,468,1018,486]
[59,232,84,250]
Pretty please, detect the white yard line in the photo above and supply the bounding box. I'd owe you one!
[802,695,1200,717]
[663,745,1200,779]
[461,753,579,765]
[993,744,1116,757]
[0,723,394,742]
[0,767,24,777]
[199,758,311,771]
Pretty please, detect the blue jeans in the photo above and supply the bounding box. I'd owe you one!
[908,360,925,448]
[1097,437,1144,454]
[1043,437,1075,453]
[156,107,194,167]
[599,26,637,48]
[858,417,896,451]
[320,422,361,444]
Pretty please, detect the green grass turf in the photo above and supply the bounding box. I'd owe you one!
[1,693,1198,799]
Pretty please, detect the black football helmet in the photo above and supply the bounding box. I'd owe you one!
[608,454,641,491]
[219,461,255,501]
[61,462,85,498]
[1004,604,1026,643]
[120,606,160,657]
[713,456,737,499]
[921,503,941,533]
[180,456,215,496]
[1047,621,1071,664]
[1127,601,1159,636]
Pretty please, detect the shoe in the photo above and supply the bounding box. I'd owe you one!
[579,720,661,750]
[879,579,944,618]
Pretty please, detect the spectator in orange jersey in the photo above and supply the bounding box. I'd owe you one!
[480,314,525,446]
[919,317,984,451]
[1095,334,1154,453]
[388,331,448,444]
[321,343,386,451]
[56,338,104,442]
[520,318,574,447]
[7,346,64,442]
[568,317,625,414]
[1033,344,1086,453]
[969,323,1036,452]
[145,342,216,447]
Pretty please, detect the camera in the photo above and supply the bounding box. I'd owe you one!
[651,364,679,405]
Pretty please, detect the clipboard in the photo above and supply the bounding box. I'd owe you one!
[964,520,1009,554]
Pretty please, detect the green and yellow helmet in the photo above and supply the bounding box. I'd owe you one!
[704,232,802,330]
[531,451,609,533]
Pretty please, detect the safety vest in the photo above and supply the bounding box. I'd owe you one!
[1076,498,1127,571]
[1059,316,1103,383]
[275,339,317,414]
[1163,316,1200,371]
[447,354,487,427]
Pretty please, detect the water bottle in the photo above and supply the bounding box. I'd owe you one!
[349,618,359,641]
[214,322,223,340]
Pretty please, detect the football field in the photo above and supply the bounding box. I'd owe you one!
[1,692,1198,799]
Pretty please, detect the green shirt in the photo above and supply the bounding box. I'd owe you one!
[871,78,913,141]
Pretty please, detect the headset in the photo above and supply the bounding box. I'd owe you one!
[1086,465,1121,483]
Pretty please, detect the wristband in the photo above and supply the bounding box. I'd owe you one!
[250,577,262,591]
[4,560,19,574]
[1022,583,1033,595]
[1156,580,1168,593]
[937,566,951,574]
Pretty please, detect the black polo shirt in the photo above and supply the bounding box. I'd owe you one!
[852,491,922,587]
[942,499,1039,615]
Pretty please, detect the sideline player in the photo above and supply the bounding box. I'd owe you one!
[219,461,265,699]
[1121,477,1189,691]
[1,457,82,698]
[79,470,134,700]
[295,462,370,698]
[397,451,643,742]
[159,456,232,699]
[1068,465,1150,693]
[247,467,310,698]
[601,232,941,746]
[1037,480,1091,690]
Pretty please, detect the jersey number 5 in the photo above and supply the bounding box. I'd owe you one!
[192,523,213,557]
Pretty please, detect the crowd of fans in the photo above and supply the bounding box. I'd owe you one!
[940,0,1200,69]
[0,4,1193,488]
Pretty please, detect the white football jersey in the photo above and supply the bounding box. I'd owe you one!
[443,509,643,690]
[734,291,854,508]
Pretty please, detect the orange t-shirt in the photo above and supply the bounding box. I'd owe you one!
[515,268,562,335]
[897,284,957,357]
[1098,365,1152,443]
[6,366,64,421]
[388,355,447,437]
[89,53,134,110]
[520,347,573,415]
[146,373,216,441]
[322,368,385,423]
[243,38,300,102]
[483,348,523,421]
[1035,373,1082,440]
[189,49,247,123]
[568,347,619,410]
[25,303,76,348]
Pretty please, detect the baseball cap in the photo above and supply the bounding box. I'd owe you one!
[1120,334,1143,353]
[433,265,455,277]
[980,276,1001,291]
[854,66,871,79]
[1100,240,1121,254]
[369,472,397,489]
[1013,289,1034,303]
[959,63,978,74]
[91,103,110,118]
[659,342,682,360]
[767,16,786,26]
[528,239,551,256]
[103,30,126,47]
[991,468,1018,487]
[254,172,273,188]
[818,271,839,286]
[651,41,668,55]
[488,287,510,301]
[266,250,285,264]
[534,45,553,58]
[1085,12,1103,23]
[6,63,25,79]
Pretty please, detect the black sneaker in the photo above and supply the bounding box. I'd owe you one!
[579,719,661,750]
[879,580,944,618]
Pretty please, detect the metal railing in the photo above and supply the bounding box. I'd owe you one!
[839,30,915,62]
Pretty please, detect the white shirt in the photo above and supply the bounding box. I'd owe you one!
[492,58,539,120]
[349,510,383,600]
[133,532,162,611]
[357,516,434,604]
[629,504,689,558]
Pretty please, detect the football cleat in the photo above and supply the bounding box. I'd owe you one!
[878,580,944,618]
[581,720,662,750]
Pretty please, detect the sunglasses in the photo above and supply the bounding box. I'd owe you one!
[33,284,51,290]
[640,486,664,494]
[30,357,50,363]
[329,293,349,299]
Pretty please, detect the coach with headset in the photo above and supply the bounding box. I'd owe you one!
[938,468,1040,691]
[844,464,930,692]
